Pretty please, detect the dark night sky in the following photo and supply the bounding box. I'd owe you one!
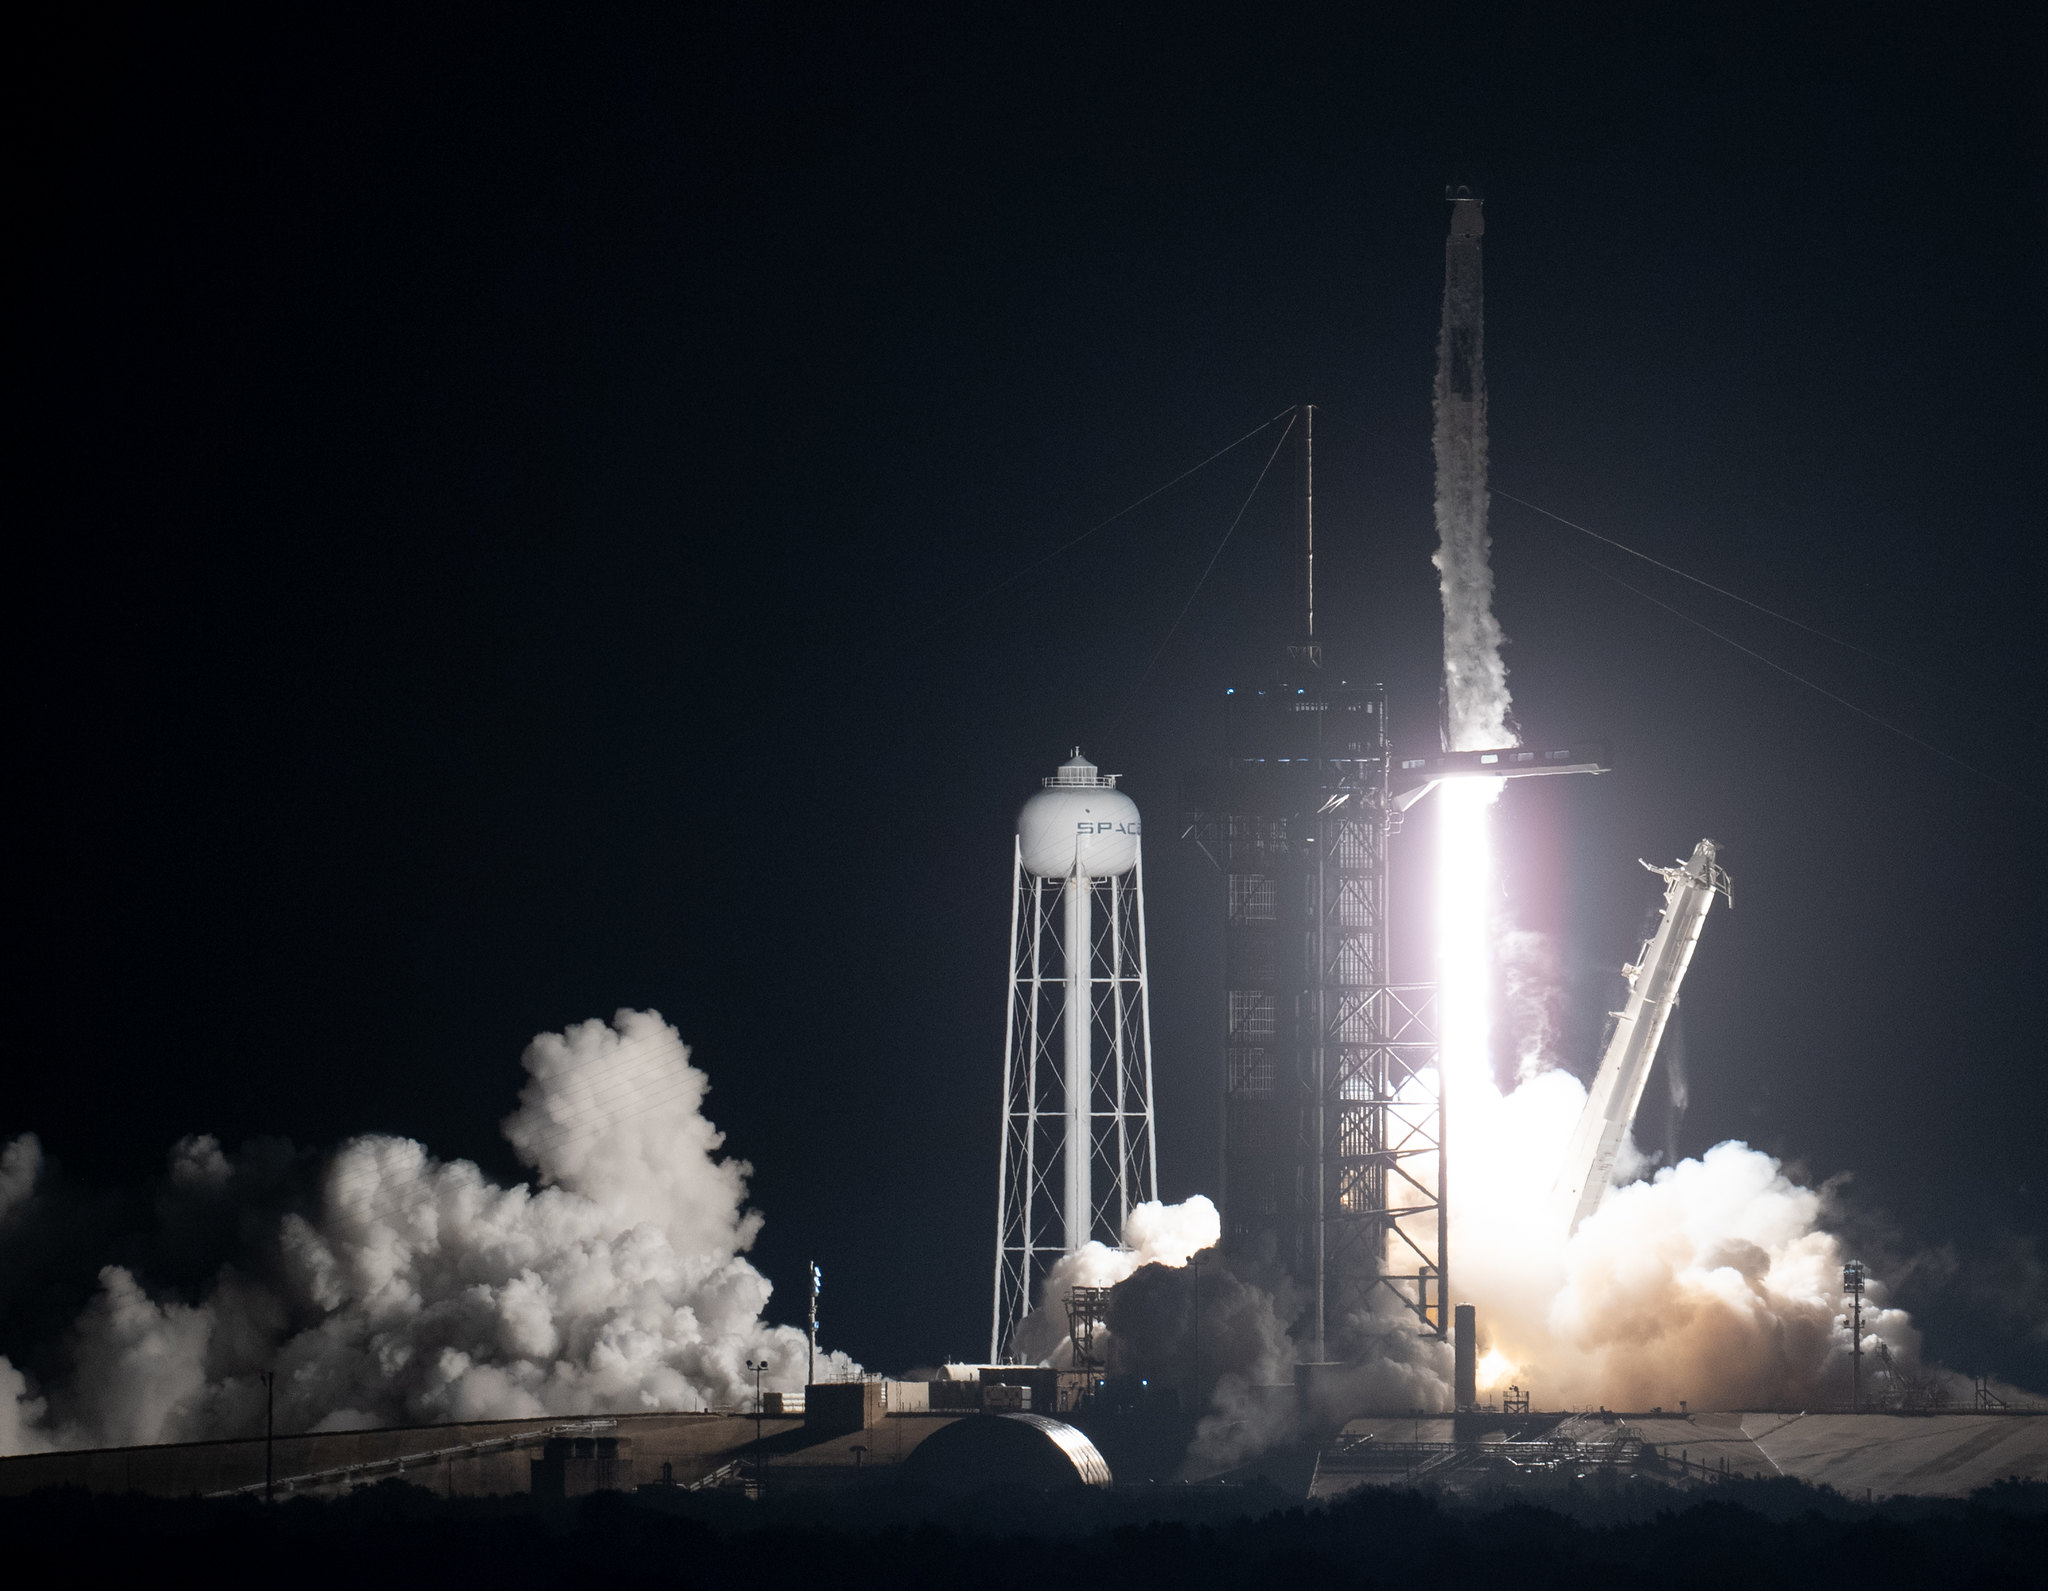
[17,8,2046,1386]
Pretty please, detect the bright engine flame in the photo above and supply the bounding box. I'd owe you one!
[1436,777,1502,1114]
[1434,774,1575,1387]
[1475,1348,1517,1392]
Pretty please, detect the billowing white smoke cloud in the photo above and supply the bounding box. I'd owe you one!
[0,1135,52,1453]
[1012,1195,1220,1366]
[1186,1293,1452,1477]
[0,1134,41,1225]
[1444,1059,1928,1409]
[0,1011,856,1455]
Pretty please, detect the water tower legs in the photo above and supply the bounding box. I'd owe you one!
[1062,872,1092,1253]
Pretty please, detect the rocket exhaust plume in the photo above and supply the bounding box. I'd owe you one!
[1431,186,1514,1288]
[1408,191,1975,1418]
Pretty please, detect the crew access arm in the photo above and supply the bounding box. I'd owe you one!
[1554,840,1732,1235]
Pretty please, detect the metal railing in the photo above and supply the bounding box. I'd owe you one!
[1317,1437,1643,1478]
[1650,1447,1738,1483]
[205,1418,619,1499]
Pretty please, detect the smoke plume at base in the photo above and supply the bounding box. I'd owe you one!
[1010,1195,1220,1368]
[1447,987,1944,1413]
[0,1010,856,1455]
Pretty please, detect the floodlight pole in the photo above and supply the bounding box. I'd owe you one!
[259,1371,275,1501]
[1844,1261,1866,1413]
[807,1262,820,1388]
[745,1358,768,1496]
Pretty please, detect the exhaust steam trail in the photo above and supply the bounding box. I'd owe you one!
[1433,190,1512,752]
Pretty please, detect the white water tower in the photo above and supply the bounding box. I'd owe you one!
[991,749,1158,1362]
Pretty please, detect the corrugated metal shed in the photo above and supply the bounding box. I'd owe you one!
[899,1412,1113,1490]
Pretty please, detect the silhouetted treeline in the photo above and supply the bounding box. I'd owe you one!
[7,1475,2043,1589]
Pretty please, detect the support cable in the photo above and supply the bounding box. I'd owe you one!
[1106,413,1297,735]
[1493,488,2038,726]
[1321,405,2021,722]
[908,408,1297,643]
[1555,547,2028,800]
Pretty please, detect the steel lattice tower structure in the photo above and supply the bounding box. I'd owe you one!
[1180,406,1446,1358]
[991,751,1158,1362]
[1182,681,1445,1356]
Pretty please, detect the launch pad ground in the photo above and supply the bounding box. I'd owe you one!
[1303,1411,2048,1501]
[0,1409,950,1502]
[4,1407,2042,1504]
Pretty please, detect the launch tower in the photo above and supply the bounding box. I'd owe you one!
[1181,407,1448,1356]
[1181,676,1445,1354]
[1181,195,1613,1365]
